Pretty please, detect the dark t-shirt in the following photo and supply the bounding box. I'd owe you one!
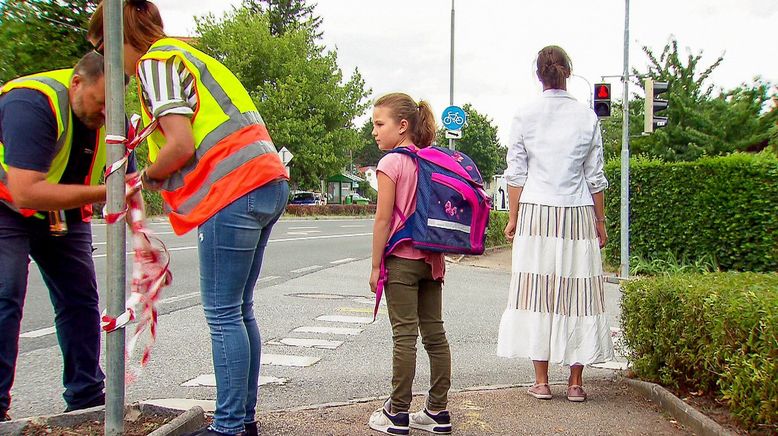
[0,88,136,217]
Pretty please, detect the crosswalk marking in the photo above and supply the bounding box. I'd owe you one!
[337,307,378,314]
[260,354,321,367]
[292,326,363,336]
[181,374,288,387]
[330,257,356,265]
[268,338,344,350]
[19,326,56,339]
[316,315,374,324]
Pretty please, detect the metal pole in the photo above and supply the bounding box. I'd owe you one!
[448,0,455,150]
[620,0,630,278]
[104,0,126,434]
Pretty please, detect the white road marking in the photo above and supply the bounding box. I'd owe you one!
[260,354,320,367]
[330,257,356,265]
[316,315,374,324]
[90,232,373,258]
[159,292,199,305]
[288,226,318,230]
[20,326,56,338]
[142,398,215,413]
[267,338,343,350]
[591,361,630,370]
[340,224,365,228]
[337,307,380,314]
[258,275,281,283]
[181,374,287,387]
[290,265,322,274]
[353,297,385,306]
[292,326,363,336]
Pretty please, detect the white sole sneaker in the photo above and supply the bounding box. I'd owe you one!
[368,407,410,435]
[409,409,452,434]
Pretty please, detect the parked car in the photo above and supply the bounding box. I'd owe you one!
[290,191,319,205]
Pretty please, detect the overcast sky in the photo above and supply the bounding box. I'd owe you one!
[156,0,777,145]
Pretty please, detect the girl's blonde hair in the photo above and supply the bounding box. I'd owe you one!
[374,93,437,147]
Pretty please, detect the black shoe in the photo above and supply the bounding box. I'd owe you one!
[0,410,10,422]
[182,424,238,436]
[245,421,259,436]
[64,393,105,413]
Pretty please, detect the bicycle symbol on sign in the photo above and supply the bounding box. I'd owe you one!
[443,111,464,126]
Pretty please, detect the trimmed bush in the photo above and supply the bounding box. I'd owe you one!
[486,210,510,248]
[621,272,778,429]
[604,152,778,272]
[285,204,376,216]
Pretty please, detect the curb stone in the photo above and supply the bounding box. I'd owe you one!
[623,377,736,436]
[147,406,205,436]
[0,403,199,436]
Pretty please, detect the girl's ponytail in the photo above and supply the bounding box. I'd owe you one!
[414,100,437,147]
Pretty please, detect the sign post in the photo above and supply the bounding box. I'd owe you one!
[278,146,293,176]
[441,105,466,149]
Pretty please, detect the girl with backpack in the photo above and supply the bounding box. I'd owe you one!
[368,93,452,435]
[497,45,614,402]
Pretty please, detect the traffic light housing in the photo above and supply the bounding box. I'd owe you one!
[593,83,611,117]
[644,79,669,133]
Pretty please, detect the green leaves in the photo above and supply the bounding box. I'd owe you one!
[0,0,98,84]
[604,152,778,272]
[621,273,778,429]
[194,7,370,190]
[437,103,506,181]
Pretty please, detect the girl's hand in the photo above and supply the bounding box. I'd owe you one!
[504,219,517,241]
[596,221,608,248]
[369,267,380,294]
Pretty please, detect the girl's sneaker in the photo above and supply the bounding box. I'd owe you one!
[368,401,409,435]
[409,408,452,434]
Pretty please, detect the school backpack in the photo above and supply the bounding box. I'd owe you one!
[373,145,492,319]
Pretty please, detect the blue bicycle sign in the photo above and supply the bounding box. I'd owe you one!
[441,105,467,130]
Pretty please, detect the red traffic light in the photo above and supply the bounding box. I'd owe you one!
[597,84,610,99]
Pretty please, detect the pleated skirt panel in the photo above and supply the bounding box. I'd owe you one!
[496,203,615,365]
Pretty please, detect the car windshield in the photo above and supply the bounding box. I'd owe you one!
[293,193,315,201]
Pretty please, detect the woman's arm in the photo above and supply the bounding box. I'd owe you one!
[369,171,396,293]
[142,114,195,186]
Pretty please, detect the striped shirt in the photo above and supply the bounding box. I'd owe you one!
[137,57,197,118]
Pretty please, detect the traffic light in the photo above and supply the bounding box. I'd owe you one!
[593,83,611,117]
[644,79,669,133]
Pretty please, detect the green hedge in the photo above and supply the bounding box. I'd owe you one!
[622,272,778,430]
[486,210,510,248]
[285,204,376,216]
[604,152,778,272]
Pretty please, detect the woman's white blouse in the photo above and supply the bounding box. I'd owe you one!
[505,89,608,207]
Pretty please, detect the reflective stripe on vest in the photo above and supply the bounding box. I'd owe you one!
[138,39,285,229]
[0,69,107,217]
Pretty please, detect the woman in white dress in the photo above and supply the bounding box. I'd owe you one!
[496,45,614,402]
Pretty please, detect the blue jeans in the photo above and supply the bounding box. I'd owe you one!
[0,205,105,414]
[197,180,288,434]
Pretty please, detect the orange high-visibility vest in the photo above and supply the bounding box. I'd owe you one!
[0,69,106,219]
[137,38,287,235]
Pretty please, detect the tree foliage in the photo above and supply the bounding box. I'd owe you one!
[0,0,97,84]
[353,118,384,168]
[195,7,370,190]
[601,38,777,161]
[241,0,322,39]
[436,103,505,180]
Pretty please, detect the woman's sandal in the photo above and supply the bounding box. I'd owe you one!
[527,383,553,400]
[567,385,587,402]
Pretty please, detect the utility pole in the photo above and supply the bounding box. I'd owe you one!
[448,0,455,150]
[104,1,126,434]
[620,0,631,279]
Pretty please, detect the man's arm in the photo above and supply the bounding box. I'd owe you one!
[7,167,105,210]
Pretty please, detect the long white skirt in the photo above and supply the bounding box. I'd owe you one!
[496,203,615,365]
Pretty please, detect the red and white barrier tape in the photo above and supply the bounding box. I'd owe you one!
[100,117,171,382]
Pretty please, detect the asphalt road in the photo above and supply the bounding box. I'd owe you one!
[18,217,375,353]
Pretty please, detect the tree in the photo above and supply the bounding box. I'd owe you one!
[241,0,322,39]
[0,0,97,84]
[601,38,777,162]
[437,103,505,181]
[353,118,384,168]
[195,8,370,190]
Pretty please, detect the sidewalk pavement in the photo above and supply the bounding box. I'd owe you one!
[248,248,691,435]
